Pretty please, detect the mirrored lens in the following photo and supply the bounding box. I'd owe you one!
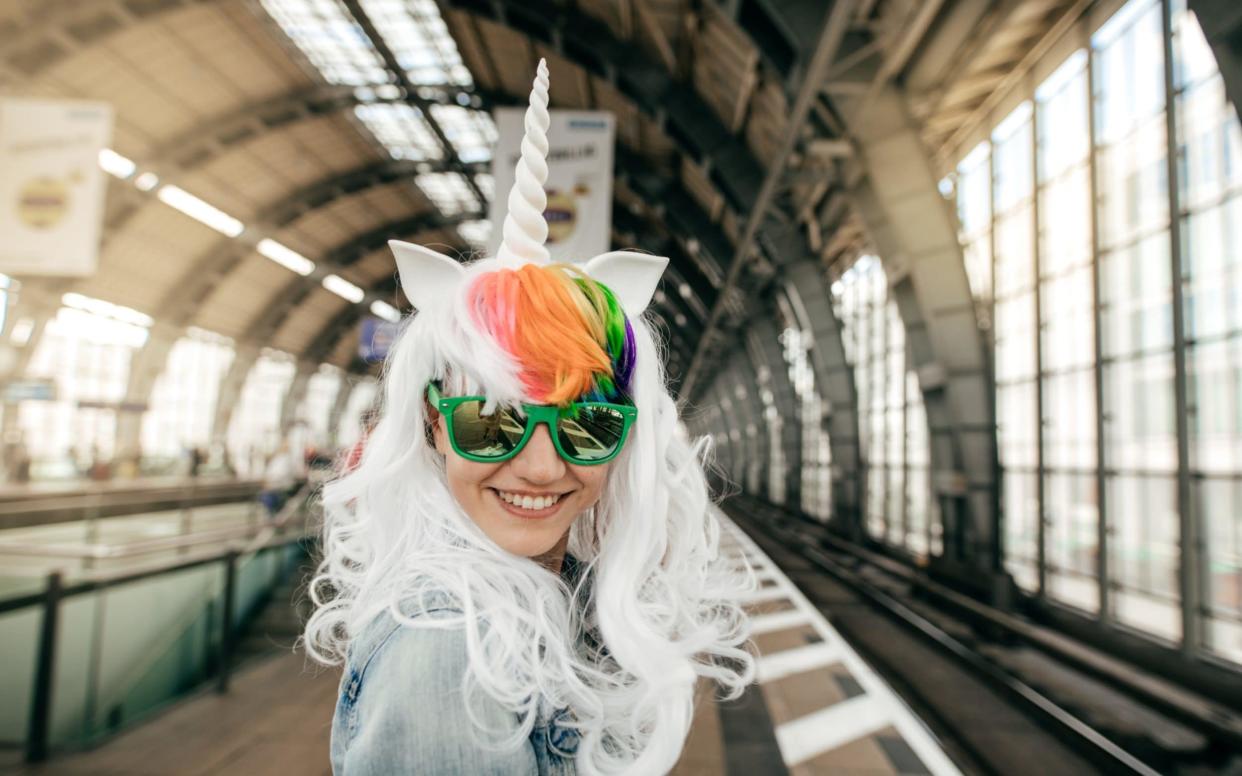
[450,401,527,458]
[557,406,626,462]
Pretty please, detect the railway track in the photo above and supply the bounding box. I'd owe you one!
[725,497,1242,776]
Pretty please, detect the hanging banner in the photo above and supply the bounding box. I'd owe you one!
[0,98,114,277]
[488,109,614,264]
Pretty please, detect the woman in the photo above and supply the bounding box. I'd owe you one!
[306,60,753,775]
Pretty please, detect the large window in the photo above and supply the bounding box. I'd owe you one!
[142,329,235,459]
[993,101,1041,594]
[227,351,297,476]
[746,331,786,506]
[833,256,938,560]
[1095,0,1182,642]
[949,0,1242,663]
[1038,51,1100,613]
[19,306,149,474]
[1173,1,1242,662]
[778,288,832,521]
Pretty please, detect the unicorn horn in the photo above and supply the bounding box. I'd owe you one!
[495,58,551,267]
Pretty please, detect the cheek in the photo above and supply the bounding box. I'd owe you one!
[571,464,611,503]
[444,456,499,497]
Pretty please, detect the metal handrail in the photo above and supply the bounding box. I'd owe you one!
[0,483,316,563]
[4,485,321,764]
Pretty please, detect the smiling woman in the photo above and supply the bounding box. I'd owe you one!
[304,60,753,776]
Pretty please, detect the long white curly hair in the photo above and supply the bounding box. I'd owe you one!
[302,256,754,775]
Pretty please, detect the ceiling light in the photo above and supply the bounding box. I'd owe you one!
[258,239,315,276]
[61,292,154,328]
[322,274,365,303]
[134,172,159,191]
[370,300,400,322]
[157,185,244,237]
[98,148,136,179]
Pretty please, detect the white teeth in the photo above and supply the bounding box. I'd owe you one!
[497,491,560,510]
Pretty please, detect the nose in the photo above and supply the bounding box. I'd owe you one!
[509,422,565,483]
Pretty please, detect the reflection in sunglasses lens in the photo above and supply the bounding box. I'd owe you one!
[558,406,625,462]
[452,401,525,457]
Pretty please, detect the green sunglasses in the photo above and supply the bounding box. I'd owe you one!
[427,382,637,465]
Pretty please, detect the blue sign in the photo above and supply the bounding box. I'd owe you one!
[3,378,56,402]
[359,317,400,363]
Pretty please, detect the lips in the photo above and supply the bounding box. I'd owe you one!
[489,488,569,519]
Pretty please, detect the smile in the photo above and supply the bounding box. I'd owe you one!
[490,488,568,517]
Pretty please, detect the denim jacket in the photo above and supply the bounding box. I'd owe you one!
[330,565,584,775]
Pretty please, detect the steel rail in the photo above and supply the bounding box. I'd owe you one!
[732,500,1165,776]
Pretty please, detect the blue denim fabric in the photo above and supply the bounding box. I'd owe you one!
[330,592,580,775]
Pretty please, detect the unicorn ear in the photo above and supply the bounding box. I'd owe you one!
[389,240,465,311]
[584,251,669,316]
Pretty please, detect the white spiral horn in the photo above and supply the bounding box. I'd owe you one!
[495,58,551,267]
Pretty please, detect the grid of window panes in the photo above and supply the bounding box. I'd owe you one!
[905,371,940,558]
[747,332,786,506]
[778,300,832,521]
[705,387,730,484]
[727,380,754,491]
[992,101,1041,594]
[260,0,388,87]
[1038,51,1101,613]
[832,256,937,559]
[430,105,497,164]
[416,172,478,215]
[262,0,495,208]
[297,365,343,448]
[359,0,474,86]
[141,329,236,459]
[947,0,1242,662]
[227,351,297,477]
[957,142,994,318]
[19,308,148,473]
[1095,0,1182,641]
[734,359,764,495]
[1174,1,1242,662]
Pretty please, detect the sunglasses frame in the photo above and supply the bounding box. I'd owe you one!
[426,382,637,466]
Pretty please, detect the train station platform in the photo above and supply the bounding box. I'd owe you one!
[5,514,960,776]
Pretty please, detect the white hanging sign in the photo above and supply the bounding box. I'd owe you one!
[0,98,114,276]
[488,109,614,264]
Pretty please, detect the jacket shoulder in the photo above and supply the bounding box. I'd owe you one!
[337,612,538,775]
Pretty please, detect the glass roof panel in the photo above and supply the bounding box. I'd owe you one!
[429,104,497,164]
[416,172,478,215]
[354,103,443,161]
[458,219,491,248]
[359,0,474,86]
[474,173,494,202]
[261,0,389,86]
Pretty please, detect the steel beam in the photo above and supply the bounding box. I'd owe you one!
[440,0,766,215]
[682,0,857,396]
[1188,0,1242,131]
[840,84,998,578]
[0,0,219,85]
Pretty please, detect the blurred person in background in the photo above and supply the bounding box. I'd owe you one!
[259,440,297,519]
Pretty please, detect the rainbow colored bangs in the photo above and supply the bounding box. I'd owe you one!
[468,263,637,406]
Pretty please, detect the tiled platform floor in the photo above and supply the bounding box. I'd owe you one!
[13,515,961,775]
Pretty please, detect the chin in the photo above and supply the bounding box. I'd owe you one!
[496,532,564,559]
